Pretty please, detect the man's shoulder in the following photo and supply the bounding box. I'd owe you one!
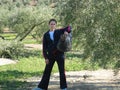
[54,29,61,33]
[54,29,59,31]
[44,31,49,35]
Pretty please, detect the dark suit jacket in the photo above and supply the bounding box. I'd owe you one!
[42,26,71,59]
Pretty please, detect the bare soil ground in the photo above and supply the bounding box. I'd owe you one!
[0,58,17,66]
[24,44,120,90]
[24,44,42,50]
[28,70,120,90]
[0,44,119,90]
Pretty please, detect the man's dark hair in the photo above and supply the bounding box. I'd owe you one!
[49,19,57,24]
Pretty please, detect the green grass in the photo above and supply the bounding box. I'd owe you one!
[0,52,44,90]
[0,33,17,40]
[0,33,38,44]
[21,35,38,44]
[0,49,100,89]
[0,50,100,89]
[0,51,92,79]
[22,38,38,44]
[0,57,44,79]
[0,33,113,90]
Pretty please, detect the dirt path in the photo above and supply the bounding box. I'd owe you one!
[27,69,120,90]
[23,44,120,90]
[1,44,119,90]
[0,58,17,66]
[24,44,42,50]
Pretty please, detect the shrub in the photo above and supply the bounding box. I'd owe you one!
[0,40,23,59]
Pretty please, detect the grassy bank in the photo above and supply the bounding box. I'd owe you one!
[0,33,118,89]
[0,33,37,44]
[0,49,100,89]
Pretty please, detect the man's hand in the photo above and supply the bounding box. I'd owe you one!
[45,59,49,64]
[64,31,68,35]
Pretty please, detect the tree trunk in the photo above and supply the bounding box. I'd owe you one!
[0,36,5,40]
[15,21,45,41]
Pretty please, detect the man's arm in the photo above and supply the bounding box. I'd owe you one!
[42,34,48,59]
[59,25,72,33]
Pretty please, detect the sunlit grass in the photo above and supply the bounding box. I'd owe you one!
[0,49,110,90]
[22,39,37,44]
[0,50,100,81]
[0,33,38,44]
[0,33,17,40]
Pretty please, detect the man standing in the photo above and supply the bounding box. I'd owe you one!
[33,19,71,90]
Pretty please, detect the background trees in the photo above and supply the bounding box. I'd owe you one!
[0,0,119,68]
[55,0,120,68]
[0,0,54,58]
[0,0,53,41]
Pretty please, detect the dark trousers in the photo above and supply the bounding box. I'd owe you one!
[38,55,67,90]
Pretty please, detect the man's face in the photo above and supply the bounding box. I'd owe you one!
[49,21,56,30]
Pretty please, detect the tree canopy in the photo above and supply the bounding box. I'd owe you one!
[0,0,120,68]
[55,0,120,68]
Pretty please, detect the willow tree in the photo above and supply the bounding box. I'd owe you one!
[56,0,120,68]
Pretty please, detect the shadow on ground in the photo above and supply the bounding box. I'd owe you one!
[0,70,120,90]
[1,80,119,90]
[0,70,42,90]
[44,80,120,90]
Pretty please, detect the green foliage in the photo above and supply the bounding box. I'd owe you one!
[56,0,120,68]
[0,0,119,69]
[0,40,23,59]
[0,0,55,62]
[0,33,17,40]
[0,0,54,42]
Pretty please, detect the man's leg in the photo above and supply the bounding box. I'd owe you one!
[38,58,55,90]
[56,55,67,89]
